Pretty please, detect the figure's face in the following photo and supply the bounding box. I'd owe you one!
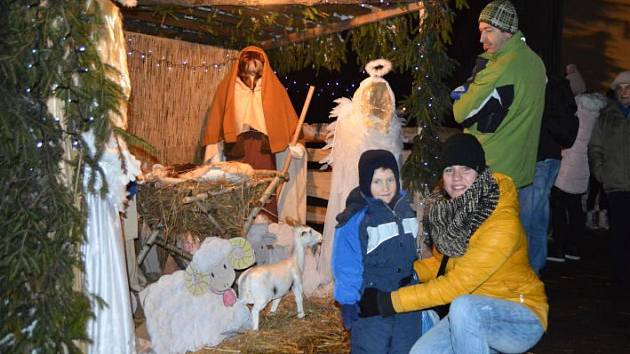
[370,167,397,204]
[616,83,630,107]
[360,82,393,122]
[244,58,263,77]
[443,165,478,199]
[479,22,512,54]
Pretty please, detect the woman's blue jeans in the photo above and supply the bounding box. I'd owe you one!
[409,295,544,354]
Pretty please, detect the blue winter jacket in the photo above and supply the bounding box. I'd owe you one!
[332,188,419,305]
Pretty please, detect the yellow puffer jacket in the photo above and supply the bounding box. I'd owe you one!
[391,173,548,329]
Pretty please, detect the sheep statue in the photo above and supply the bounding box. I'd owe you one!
[237,225,323,330]
[140,237,255,354]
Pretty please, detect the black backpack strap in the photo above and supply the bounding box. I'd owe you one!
[437,255,449,277]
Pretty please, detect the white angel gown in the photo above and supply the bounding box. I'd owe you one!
[315,59,404,287]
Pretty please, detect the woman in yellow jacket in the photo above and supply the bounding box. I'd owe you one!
[359,133,548,354]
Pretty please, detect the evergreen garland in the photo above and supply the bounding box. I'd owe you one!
[0,0,123,352]
[399,0,466,195]
[269,0,467,194]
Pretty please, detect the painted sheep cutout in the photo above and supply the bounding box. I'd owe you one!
[140,237,255,354]
[237,226,323,330]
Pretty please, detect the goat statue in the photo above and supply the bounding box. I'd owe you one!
[237,225,323,330]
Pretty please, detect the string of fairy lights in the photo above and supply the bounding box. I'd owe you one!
[125,37,370,99]
[124,36,425,117]
[126,38,236,73]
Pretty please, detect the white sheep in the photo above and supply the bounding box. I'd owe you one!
[140,237,255,354]
[237,226,323,330]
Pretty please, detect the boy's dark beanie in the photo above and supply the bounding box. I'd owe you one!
[358,149,400,198]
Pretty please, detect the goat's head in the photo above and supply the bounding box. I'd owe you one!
[293,226,323,249]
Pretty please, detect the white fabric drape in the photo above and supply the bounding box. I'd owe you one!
[275,145,307,224]
[82,1,139,352]
[83,193,136,354]
[82,130,140,354]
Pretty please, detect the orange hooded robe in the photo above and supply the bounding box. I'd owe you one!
[202,46,298,153]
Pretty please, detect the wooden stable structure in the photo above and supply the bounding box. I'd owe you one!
[120,1,429,227]
[121,1,424,49]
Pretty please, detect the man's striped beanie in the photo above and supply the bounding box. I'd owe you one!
[479,0,519,34]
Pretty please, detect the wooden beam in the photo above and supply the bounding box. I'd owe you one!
[141,1,414,6]
[306,170,331,200]
[121,8,239,41]
[260,2,423,48]
[123,9,212,32]
[306,204,326,224]
[124,21,221,45]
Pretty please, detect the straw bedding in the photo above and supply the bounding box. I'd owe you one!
[136,170,276,244]
[197,294,350,354]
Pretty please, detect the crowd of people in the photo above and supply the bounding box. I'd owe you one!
[328,0,629,353]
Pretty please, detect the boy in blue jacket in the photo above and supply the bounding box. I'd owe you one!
[332,149,422,353]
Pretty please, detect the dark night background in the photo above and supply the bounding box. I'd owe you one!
[282,0,565,127]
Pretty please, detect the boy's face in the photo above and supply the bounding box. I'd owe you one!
[370,168,397,204]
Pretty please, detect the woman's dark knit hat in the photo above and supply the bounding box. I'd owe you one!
[358,149,400,198]
[441,133,486,173]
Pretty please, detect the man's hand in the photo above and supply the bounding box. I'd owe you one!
[450,84,469,100]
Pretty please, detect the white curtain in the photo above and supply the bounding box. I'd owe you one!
[83,193,136,354]
[275,145,307,224]
[82,1,139,352]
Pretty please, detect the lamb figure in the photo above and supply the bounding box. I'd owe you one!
[140,237,255,354]
[237,226,323,330]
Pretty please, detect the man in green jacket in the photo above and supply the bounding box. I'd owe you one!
[453,0,546,189]
[588,70,630,290]
[452,0,547,273]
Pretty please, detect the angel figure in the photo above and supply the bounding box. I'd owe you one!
[316,59,404,285]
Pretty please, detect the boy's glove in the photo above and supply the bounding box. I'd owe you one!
[359,288,396,318]
[341,303,359,330]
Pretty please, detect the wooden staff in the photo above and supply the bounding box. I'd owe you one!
[242,85,315,235]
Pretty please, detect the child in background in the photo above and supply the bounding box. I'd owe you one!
[331,149,422,354]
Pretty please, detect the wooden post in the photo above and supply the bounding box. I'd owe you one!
[242,86,315,234]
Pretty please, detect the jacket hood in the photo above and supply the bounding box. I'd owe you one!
[335,187,409,227]
[335,187,367,227]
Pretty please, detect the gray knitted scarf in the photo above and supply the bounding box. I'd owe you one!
[426,169,500,257]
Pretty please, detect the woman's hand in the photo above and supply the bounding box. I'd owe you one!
[358,288,381,317]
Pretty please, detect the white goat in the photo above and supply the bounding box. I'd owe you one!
[237,225,323,330]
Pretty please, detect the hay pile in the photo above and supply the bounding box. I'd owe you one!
[136,171,275,243]
[197,294,350,354]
